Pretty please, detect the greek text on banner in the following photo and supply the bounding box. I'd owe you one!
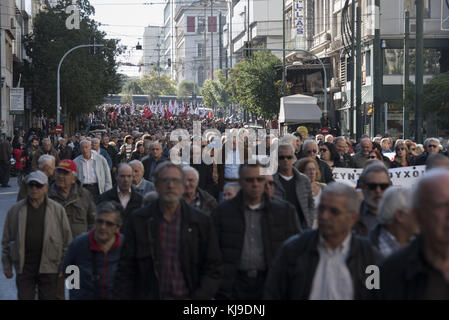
[332,166,426,188]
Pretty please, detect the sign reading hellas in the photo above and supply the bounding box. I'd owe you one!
[294,0,305,35]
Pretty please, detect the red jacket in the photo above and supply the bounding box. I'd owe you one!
[13,148,25,170]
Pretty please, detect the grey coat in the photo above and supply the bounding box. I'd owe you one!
[273,167,315,229]
[73,151,112,194]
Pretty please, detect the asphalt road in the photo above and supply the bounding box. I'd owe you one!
[0,177,20,300]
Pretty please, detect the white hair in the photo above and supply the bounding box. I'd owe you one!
[423,137,440,148]
[303,139,318,151]
[280,134,296,147]
[38,154,55,169]
[412,168,449,213]
[129,160,144,172]
[278,143,295,155]
[321,182,360,215]
[80,139,91,147]
[377,187,411,226]
[182,165,199,180]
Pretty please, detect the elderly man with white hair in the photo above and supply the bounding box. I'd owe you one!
[129,160,155,196]
[414,137,444,165]
[73,140,112,200]
[182,165,218,215]
[369,187,420,258]
[378,168,449,299]
[17,154,56,201]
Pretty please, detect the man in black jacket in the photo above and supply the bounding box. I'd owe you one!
[377,169,449,299]
[414,137,441,165]
[142,141,167,181]
[212,162,301,300]
[97,163,142,231]
[264,182,381,300]
[113,161,223,300]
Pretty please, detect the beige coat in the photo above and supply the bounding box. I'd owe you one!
[1,196,73,274]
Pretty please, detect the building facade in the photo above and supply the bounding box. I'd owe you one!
[142,26,166,77]
[284,0,449,138]
[174,0,227,85]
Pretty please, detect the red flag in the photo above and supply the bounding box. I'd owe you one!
[183,104,188,118]
[208,111,213,119]
[142,106,152,119]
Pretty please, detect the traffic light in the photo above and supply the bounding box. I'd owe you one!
[367,104,374,115]
[167,58,171,67]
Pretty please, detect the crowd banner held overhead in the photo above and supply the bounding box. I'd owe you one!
[333,165,426,188]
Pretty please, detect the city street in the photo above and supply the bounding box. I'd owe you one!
[0,177,19,300]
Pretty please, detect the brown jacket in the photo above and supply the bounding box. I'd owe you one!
[0,140,12,164]
[31,147,60,171]
[1,196,72,274]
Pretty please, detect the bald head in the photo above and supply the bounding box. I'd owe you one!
[117,163,133,193]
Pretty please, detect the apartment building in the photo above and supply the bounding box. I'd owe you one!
[284,0,449,137]
[174,0,227,85]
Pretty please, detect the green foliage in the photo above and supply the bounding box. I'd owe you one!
[400,72,449,126]
[177,80,200,100]
[121,78,143,95]
[228,51,282,118]
[23,0,122,119]
[140,72,176,101]
[201,71,230,109]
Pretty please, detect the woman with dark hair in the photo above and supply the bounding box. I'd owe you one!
[372,142,392,168]
[130,141,145,161]
[319,142,339,169]
[390,141,413,168]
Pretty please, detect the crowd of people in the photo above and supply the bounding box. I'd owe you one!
[1,103,449,300]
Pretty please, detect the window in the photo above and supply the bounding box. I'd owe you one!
[198,17,205,34]
[365,50,371,76]
[403,0,430,18]
[383,48,441,75]
[187,16,195,33]
[197,43,203,57]
[208,16,217,33]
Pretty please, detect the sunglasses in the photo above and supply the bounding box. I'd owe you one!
[307,150,318,154]
[319,148,328,152]
[368,156,377,159]
[28,182,44,189]
[243,177,266,183]
[278,155,294,160]
[428,145,438,149]
[95,218,117,227]
[366,183,390,191]
[410,148,416,151]
[396,148,406,151]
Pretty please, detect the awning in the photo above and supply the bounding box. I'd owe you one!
[279,94,322,124]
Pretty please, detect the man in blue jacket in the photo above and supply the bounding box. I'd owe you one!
[63,201,124,300]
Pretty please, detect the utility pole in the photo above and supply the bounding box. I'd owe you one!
[203,0,207,84]
[228,0,233,69]
[350,0,355,138]
[211,0,214,80]
[373,0,382,135]
[415,0,424,143]
[356,5,362,139]
[282,0,286,97]
[219,12,223,72]
[403,10,410,139]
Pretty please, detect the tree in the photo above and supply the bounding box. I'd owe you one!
[401,71,449,127]
[201,71,230,109]
[228,51,282,118]
[120,93,133,104]
[23,0,122,122]
[177,80,200,100]
[121,78,143,95]
[140,72,176,101]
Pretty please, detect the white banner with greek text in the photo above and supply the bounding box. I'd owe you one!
[332,165,426,188]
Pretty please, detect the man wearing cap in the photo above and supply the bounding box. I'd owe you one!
[48,160,96,238]
[2,170,72,300]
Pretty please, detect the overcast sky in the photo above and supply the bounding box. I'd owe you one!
[89,0,165,78]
